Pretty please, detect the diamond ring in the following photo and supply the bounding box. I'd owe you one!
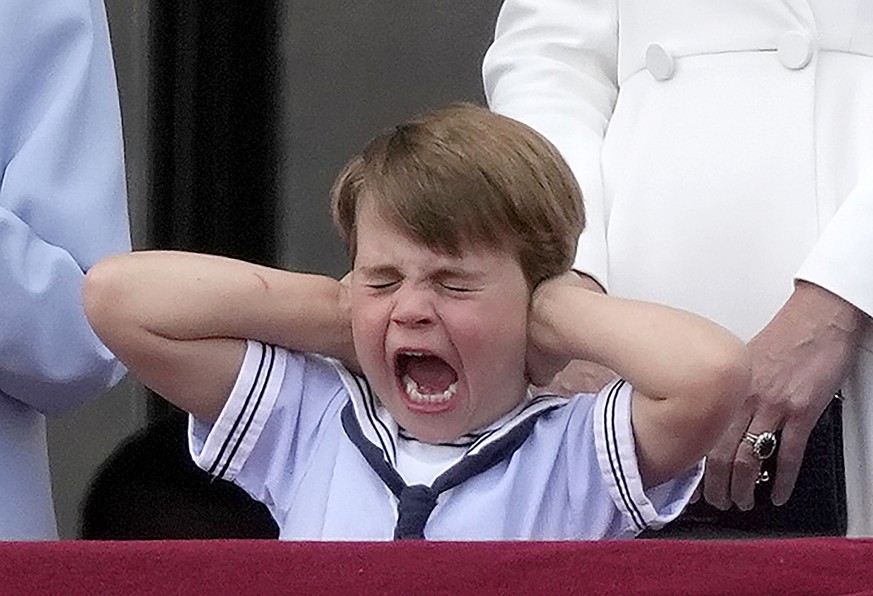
[742,431,778,461]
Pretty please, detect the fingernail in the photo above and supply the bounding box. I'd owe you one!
[713,500,730,512]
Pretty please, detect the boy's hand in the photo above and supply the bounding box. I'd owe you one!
[528,272,615,392]
[526,272,588,386]
[529,266,750,488]
[337,271,362,374]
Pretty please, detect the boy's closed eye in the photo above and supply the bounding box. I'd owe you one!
[363,280,479,294]
[439,282,480,294]
[357,266,401,291]
[432,268,486,295]
[365,280,400,290]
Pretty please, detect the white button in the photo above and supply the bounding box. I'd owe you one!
[645,43,675,81]
[777,31,814,69]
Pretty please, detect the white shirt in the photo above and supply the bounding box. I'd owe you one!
[189,341,701,540]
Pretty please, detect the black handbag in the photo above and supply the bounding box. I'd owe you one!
[642,397,846,538]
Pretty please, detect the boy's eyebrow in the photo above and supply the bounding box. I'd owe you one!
[430,267,486,282]
[357,265,400,279]
[356,265,486,281]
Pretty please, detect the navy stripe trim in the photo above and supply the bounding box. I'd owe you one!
[466,395,567,455]
[603,379,646,531]
[364,377,397,464]
[397,431,477,447]
[215,344,276,480]
[341,401,406,497]
[216,344,276,480]
[350,374,396,466]
[397,394,568,450]
[433,404,562,493]
[207,342,267,477]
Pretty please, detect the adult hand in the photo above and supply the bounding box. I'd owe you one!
[702,281,866,511]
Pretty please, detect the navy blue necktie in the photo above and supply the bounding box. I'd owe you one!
[341,401,557,540]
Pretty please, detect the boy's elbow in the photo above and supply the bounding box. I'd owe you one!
[700,341,751,430]
[83,256,133,343]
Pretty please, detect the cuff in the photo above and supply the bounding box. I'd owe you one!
[796,171,873,322]
[594,379,703,535]
[188,340,286,481]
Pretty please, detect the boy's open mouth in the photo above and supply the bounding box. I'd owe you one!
[395,351,459,406]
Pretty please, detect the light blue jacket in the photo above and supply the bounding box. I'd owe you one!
[0,0,130,539]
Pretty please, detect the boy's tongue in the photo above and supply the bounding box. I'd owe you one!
[404,356,457,394]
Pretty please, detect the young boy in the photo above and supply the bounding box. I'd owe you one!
[83,104,749,540]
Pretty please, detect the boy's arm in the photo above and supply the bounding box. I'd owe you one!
[529,273,750,488]
[83,251,354,422]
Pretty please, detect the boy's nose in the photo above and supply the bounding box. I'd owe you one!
[390,285,435,327]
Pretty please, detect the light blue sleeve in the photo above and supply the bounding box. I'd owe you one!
[563,379,702,538]
[0,0,130,414]
[590,379,702,536]
[189,344,350,524]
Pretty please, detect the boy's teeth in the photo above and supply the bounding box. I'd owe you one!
[403,375,457,403]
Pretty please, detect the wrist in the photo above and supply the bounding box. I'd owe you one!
[792,280,866,338]
[329,283,357,367]
[530,274,602,361]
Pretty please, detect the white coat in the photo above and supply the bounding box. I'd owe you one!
[484,0,873,536]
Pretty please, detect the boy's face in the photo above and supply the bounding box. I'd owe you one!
[350,200,531,443]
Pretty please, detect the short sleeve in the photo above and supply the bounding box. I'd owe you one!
[188,342,350,518]
[189,341,288,481]
[592,379,703,535]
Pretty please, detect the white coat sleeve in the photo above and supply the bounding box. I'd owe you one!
[795,168,873,321]
[0,0,130,414]
[482,0,618,290]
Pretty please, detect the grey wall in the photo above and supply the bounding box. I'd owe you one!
[46,0,152,539]
[279,1,503,275]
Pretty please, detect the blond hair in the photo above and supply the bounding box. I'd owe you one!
[331,103,584,289]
